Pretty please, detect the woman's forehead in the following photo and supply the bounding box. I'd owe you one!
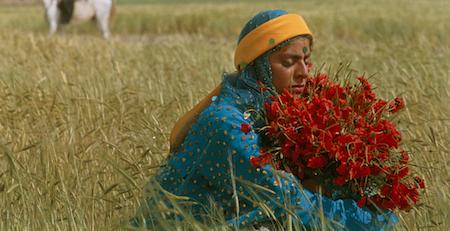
[279,38,311,54]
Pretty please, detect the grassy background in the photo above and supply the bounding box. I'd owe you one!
[0,0,449,230]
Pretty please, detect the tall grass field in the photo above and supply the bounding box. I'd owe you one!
[0,0,449,230]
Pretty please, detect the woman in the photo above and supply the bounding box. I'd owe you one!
[133,10,398,230]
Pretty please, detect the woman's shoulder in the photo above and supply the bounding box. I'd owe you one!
[197,78,251,123]
[197,96,248,127]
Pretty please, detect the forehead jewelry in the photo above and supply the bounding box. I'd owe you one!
[303,46,309,55]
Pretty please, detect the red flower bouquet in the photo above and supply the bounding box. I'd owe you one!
[250,73,425,211]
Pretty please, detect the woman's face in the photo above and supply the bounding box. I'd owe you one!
[269,37,312,94]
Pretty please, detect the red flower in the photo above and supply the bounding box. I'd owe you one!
[381,200,395,210]
[400,150,409,164]
[380,185,391,197]
[378,152,389,161]
[250,152,272,168]
[414,176,426,189]
[397,166,409,178]
[256,73,423,211]
[306,156,327,169]
[373,99,388,113]
[336,163,348,176]
[357,196,367,208]
[370,165,382,175]
[349,164,371,179]
[389,97,405,113]
[240,123,251,134]
[333,176,347,186]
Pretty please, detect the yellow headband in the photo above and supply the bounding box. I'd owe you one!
[234,13,312,70]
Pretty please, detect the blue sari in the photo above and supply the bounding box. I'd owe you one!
[133,69,398,230]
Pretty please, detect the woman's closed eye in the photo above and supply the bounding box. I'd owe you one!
[282,59,294,67]
[282,57,310,68]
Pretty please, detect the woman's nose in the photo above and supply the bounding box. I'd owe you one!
[294,61,309,81]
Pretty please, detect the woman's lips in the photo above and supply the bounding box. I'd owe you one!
[290,85,304,94]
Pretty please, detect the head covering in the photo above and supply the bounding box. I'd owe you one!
[235,10,312,70]
[170,10,313,150]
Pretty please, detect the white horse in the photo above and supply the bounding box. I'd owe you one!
[43,0,115,39]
